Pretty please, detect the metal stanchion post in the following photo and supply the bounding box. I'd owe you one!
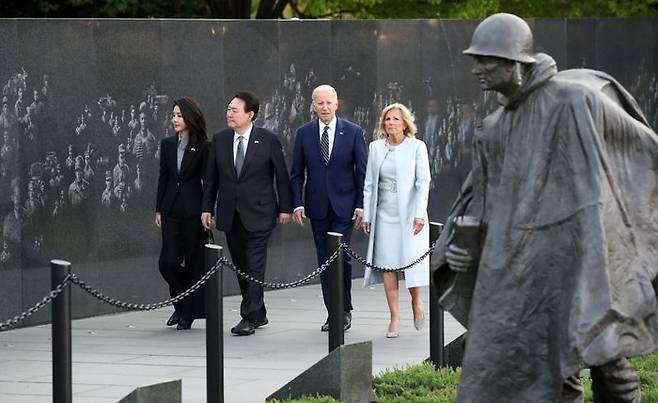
[205,243,224,403]
[51,259,72,403]
[428,222,444,368]
[326,232,344,353]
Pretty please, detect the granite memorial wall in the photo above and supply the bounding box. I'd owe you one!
[0,18,655,324]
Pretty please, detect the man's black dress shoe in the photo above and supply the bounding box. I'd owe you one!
[344,311,352,331]
[254,317,269,328]
[231,319,255,335]
[166,311,180,327]
[176,318,193,330]
[320,312,352,332]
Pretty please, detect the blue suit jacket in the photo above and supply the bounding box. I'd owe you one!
[290,118,367,220]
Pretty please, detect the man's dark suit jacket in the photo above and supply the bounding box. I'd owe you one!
[290,118,367,219]
[156,135,209,217]
[203,126,293,232]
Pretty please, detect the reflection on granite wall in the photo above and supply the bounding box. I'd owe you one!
[0,18,655,325]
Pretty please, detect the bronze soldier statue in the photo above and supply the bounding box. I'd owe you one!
[433,13,658,403]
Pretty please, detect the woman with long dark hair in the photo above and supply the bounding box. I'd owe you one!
[155,97,209,330]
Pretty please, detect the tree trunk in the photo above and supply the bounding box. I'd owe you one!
[256,0,289,19]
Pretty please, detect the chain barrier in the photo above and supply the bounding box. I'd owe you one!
[0,240,439,330]
[341,240,438,273]
[70,259,223,311]
[0,274,72,332]
[0,262,223,331]
[224,245,343,289]
[224,240,438,286]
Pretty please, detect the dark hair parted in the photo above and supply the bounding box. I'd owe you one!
[172,97,208,143]
[233,91,260,121]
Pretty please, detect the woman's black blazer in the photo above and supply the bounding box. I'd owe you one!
[156,135,209,218]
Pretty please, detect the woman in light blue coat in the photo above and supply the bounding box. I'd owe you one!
[361,103,431,338]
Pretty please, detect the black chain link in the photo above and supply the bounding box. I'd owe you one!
[0,274,72,331]
[69,259,222,311]
[0,241,439,330]
[223,245,343,289]
[224,241,437,285]
[342,240,438,272]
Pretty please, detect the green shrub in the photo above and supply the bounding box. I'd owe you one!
[631,353,658,372]
[269,395,338,403]
[275,353,658,402]
[632,354,658,403]
[374,362,460,403]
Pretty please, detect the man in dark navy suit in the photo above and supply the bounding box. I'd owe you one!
[290,84,367,331]
[202,91,292,336]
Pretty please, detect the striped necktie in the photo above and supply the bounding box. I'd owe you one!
[320,125,329,165]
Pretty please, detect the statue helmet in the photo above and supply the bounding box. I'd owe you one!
[463,13,536,63]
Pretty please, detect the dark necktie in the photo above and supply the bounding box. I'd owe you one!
[320,125,329,165]
[235,136,245,174]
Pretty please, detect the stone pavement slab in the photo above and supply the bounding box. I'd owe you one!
[0,279,464,403]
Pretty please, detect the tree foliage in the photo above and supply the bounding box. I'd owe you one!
[0,0,210,18]
[1,0,657,18]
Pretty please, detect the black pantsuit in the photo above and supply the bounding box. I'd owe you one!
[156,135,209,321]
[159,199,205,319]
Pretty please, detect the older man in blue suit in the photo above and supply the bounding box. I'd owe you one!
[290,84,367,332]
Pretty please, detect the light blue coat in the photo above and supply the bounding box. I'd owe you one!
[362,137,431,288]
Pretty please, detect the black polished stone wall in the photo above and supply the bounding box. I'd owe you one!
[0,18,655,325]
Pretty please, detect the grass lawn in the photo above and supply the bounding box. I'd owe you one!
[271,352,658,402]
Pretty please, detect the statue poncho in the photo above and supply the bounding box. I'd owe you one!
[432,53,658,402]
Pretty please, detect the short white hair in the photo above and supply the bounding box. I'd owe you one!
[311,84,338,102]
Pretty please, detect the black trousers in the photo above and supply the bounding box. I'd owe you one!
[225,212,272,323]
[159,197,205,320]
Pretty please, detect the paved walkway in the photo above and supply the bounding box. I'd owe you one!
[0,279,464,403]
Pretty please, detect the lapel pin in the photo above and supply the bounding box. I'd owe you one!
[191,147,196,151]
[339,131,344,135]
[254,140,260,144]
